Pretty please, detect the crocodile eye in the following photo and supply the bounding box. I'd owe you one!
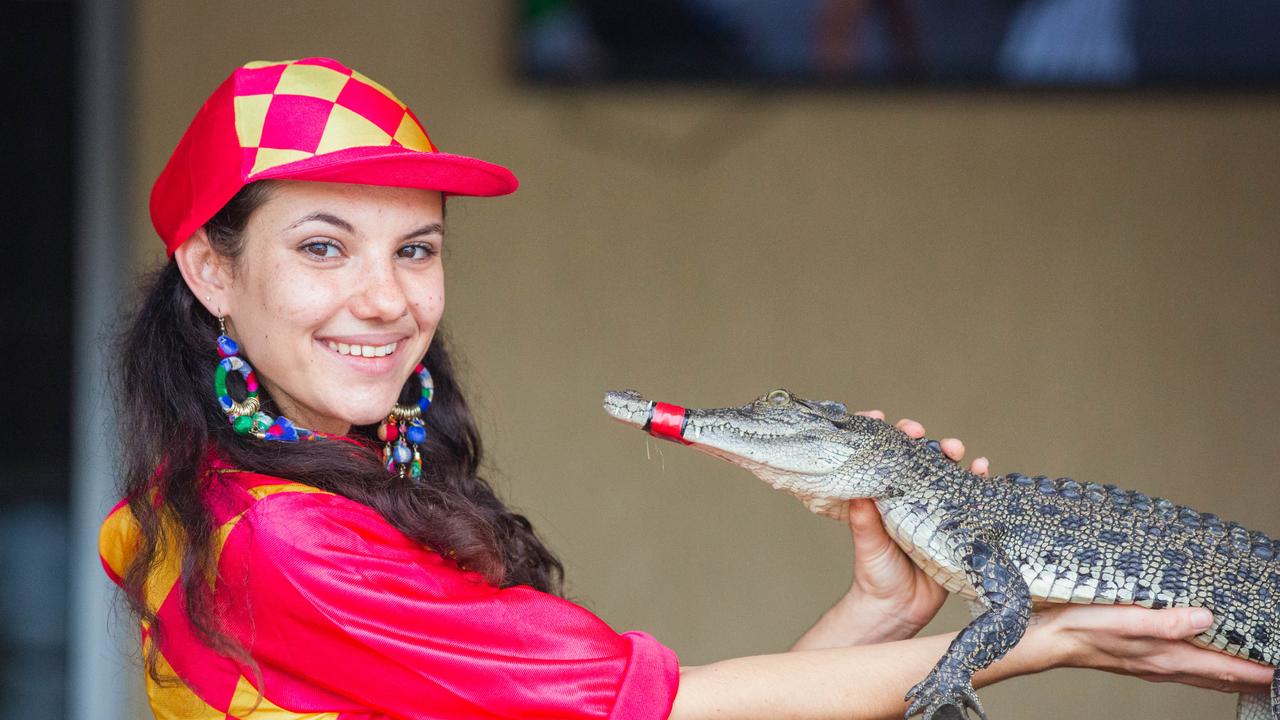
[766,390,791,406]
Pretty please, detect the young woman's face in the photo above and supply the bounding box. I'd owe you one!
[224,181,445,434]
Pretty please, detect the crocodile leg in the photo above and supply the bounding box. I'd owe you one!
[905,538,1031,720]
[1235,668,1280,720]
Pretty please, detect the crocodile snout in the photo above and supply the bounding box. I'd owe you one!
[602,389,651,427]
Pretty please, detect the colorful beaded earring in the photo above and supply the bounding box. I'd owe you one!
[214,317,317,442]
[378,363,433,480]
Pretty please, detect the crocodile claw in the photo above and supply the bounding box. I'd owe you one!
[904,666,987,720]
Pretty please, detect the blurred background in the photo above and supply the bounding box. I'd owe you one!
[3,1,1278,718]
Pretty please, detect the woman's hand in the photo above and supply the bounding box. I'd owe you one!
[845,413,989,639]
[1025,604,1274,693]
[792,412,989,649]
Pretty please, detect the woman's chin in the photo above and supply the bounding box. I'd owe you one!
[309,397,401,430]
[344,407,397,428]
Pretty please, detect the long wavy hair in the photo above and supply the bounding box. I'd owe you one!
[115,181,563,685]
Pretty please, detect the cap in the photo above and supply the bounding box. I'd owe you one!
[150,57,518,255]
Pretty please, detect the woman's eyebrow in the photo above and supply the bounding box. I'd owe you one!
[403,223,443,240]
[287,212,354,233]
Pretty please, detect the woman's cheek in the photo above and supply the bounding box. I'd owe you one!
[415,288,445,324]
[275,267,344,323]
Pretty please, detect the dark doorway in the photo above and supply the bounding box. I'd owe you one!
[0,1,76,718]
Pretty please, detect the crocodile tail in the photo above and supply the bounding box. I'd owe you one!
[1236,666,1280,720]
[1236,692,1269,720]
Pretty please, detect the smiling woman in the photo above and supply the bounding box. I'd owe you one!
[100,58,666,719]
[100,57,1276,720]
[177,181,446,434]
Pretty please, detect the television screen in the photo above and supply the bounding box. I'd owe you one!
[519,0,1280,88]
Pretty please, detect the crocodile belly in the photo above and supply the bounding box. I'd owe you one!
[877,500,977,599]
[877,501,1166,607]
[1017,558,1107,605]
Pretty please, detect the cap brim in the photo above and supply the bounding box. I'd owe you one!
[250,146,518,197]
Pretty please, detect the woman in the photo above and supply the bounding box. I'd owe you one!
[100,57,1270,719]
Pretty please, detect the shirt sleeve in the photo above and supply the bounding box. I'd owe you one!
[216,490,679,720]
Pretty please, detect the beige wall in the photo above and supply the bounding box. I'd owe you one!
[129,2,1280,717]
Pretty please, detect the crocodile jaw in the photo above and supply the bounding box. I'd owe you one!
[603,389,874,510]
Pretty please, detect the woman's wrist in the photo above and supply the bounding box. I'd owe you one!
[839,589,929,642]
[1030,609,1084,670]
[792,590,926,651]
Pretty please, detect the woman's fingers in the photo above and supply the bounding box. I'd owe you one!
[1139,647,1274,693]
[892,419,968,462]
[894,418,925,438]
[938,437,965,462]
[1137,607,1215,640]
[1054,605,1273,692]
[970,456,990,478]
[1071,605,1212,640]
[877,414,990,476]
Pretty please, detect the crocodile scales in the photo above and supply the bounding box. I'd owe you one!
[603,388,1280,720]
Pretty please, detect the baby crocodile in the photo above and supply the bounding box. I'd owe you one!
[603,388,1280,720]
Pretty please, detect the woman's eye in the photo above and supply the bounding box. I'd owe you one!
[301,241,340,258]
[397,243,438,260]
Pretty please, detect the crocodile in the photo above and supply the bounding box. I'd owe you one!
[602,388,1280,720]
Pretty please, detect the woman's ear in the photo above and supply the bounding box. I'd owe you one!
[174,229,234,319]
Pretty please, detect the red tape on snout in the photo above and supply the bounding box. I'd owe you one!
[648,402,692,445]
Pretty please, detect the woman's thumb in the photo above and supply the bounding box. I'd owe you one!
[847,499,892,552]
[1154,607,1215,639]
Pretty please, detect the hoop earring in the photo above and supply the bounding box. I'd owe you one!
[214,317,316,442]
[378,363,433,480]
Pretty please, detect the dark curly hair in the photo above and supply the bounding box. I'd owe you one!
[114,181,563,687]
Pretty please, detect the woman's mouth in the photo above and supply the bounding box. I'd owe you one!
[326,340,398,358]
[316,335,409,377]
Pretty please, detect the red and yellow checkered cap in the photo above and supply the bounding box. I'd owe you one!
[151,57,518,255]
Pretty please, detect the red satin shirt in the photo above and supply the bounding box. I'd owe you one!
[99,457,680,719]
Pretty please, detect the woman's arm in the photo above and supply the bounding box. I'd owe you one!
[676,629,1029,719]
[673,604,1272,719]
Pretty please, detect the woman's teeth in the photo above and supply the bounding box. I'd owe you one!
[327,341,398,358]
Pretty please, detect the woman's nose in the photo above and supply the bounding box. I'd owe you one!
[350,260,409,321]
